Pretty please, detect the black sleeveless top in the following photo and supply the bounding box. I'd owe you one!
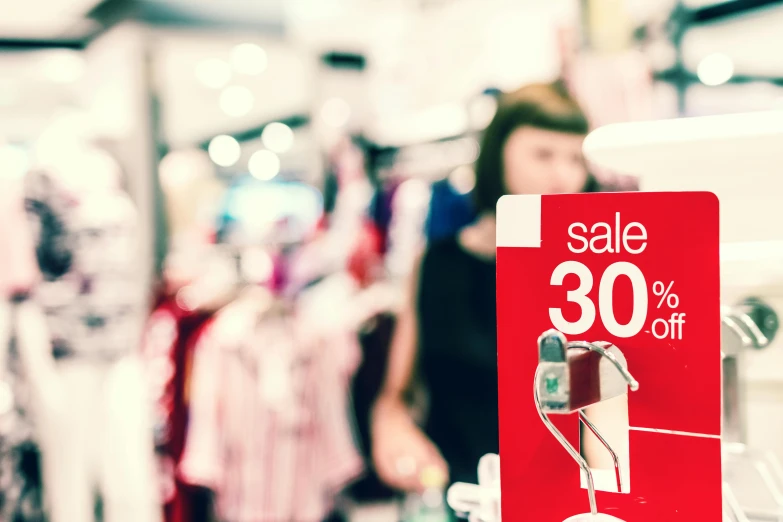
[417,237,498,484]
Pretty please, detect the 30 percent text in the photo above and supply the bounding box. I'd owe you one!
[549,261,685,340]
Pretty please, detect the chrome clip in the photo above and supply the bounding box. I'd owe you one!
[535,329,639,522]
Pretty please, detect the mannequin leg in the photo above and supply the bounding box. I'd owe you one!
[36,360,98,522]
[100,356,162,522]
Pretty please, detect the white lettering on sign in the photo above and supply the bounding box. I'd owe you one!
[553,211,686,338]
[567,213,647,255]
[550,261,649,338]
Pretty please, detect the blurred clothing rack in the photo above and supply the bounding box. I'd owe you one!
[635,0,783,114]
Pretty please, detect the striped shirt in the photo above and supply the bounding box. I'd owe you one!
[178,294,363,522]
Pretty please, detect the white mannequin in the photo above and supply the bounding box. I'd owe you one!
[18,148,160,522]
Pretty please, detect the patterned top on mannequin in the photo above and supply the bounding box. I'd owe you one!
[23,153,144,361]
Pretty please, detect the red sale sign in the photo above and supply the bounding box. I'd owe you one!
[496,192,721,521]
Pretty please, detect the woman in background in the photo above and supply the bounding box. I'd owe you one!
[370,81,634,492]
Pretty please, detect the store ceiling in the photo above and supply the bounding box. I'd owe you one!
[0,0,104,41]
[155,31,312,146]
[3,0,783,145]
[0,0,290,44]
[137,0,287,33]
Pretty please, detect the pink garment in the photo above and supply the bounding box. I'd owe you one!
[567,49,654,129]
[179,298,363,522]
[564,50,652,184]
[0,177,38,297]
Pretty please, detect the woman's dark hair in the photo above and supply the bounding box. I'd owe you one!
[473,81,590,214]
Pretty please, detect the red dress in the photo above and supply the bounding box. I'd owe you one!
[142,298,215,522]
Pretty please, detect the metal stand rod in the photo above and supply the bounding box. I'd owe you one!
[724,482,751,522]
[578,410,623,493]
[534,366,598,515]
[534,337,640,517]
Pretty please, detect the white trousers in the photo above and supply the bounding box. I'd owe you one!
[33,357,161,522]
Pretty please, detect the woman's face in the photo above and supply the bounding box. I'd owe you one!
[502,126,588,195]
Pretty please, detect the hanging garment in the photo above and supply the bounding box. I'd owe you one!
[23,169,144,361]
[564,49,652,184]
[346,222,384,289]
[425,179,476,243]
[179,296,363,522]
[0,177,37,297]
[20,166,160,522]
[368,179,400,256]
[382,179,431,281]
[142,299,215,522]
[33,356,160,522]
[566,49,654,130]
[0,300,44,522]
[348,313,398,502]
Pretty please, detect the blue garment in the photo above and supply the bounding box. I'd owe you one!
[425,180,476,242]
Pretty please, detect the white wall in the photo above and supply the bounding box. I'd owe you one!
[290,0,577,146]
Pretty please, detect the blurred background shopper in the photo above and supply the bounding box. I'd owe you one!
[370,82,636,496]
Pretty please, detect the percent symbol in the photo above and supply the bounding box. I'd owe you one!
[651,280,685,340]
[653,281,679,309]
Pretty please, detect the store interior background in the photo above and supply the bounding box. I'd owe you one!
[3,0,783,521]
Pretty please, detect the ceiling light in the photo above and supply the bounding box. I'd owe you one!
[321,98,351,128]
[220,85,254,117]
[261,122,294,154]
[195,58,232,89]
[41,51,85,84]
[0,144,29,180]
[248,149,280,181]
[208,135,241,167]
[230,43,268,76]
[697,53,734,87]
